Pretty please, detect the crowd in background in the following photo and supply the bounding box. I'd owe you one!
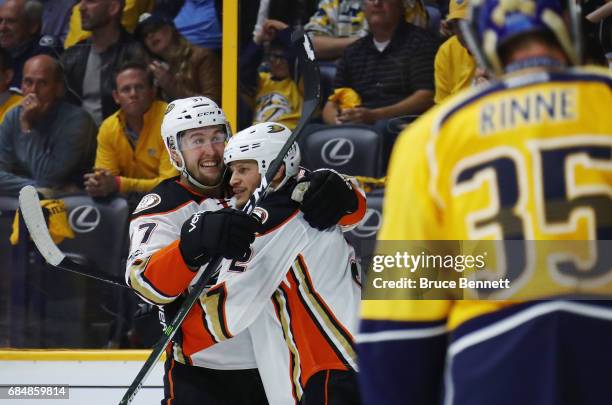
[0,0,610,348]
[0,0,610,200]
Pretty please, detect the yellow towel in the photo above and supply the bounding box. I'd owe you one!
[328,87,362,110]
[10,199,75,245]
[355,176,386,193]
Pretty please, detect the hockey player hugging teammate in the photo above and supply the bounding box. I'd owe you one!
[204,122,364,404]
[125,96,365,404]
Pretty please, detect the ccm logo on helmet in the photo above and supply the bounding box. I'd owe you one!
[198,111,217,116]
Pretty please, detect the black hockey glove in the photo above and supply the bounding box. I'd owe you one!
[296,169,358,230]
[179,208,258,268]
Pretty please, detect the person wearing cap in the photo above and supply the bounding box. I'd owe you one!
[136,11,221,104]
[433,0,481,104]
[240,19,303,130]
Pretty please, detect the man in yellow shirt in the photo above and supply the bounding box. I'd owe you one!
[0,48,22,122]
[433,0,479,104]
[84,62,177,197]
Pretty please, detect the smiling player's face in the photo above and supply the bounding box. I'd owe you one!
[228,160,261,209]
[179,125,227,187]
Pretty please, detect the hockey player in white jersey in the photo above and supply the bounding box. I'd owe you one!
[201,122,363,405]
[125,97,366,404]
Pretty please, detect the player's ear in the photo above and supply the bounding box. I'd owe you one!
[169,149,182,167]
[272,165,286,183]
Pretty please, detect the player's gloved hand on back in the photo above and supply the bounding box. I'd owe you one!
[179,208,259,268]
[294,169,357,230]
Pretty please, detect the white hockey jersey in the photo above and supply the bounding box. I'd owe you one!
[202,183,362,404]
[125,178,257,370]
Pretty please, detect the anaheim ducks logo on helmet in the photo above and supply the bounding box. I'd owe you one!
[165,103,175,115]
[267,123,287,133]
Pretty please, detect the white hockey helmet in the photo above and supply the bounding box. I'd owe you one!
[161,97,231,189]
[224,122,301,190]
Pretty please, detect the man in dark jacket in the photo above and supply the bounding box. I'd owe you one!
[61,0,146,125]
[0,0,54,88]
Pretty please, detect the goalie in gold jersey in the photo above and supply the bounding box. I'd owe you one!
[357,0,612,404]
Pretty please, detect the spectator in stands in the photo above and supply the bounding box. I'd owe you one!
[64,0,154,49]
[40,0,76,45]
[173,0,221,50]
[305,0,428,60]
[0,48,22,122]
[322,0,438,162]
[0,0,54,88]
[136,12,221,103]
[434,0,488,104]
[0,55,96,197]
[83,62,176,198]
[241,19,302,130]
[61,0,148,126]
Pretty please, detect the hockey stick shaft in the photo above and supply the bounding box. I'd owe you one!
[18,186,129,288]
[119,31,320,405]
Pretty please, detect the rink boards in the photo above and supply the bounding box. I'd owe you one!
[0,350,164,404]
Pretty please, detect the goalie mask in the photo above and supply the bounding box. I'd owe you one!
[223,122,301,191]
[161,97,231,189]
[460,0,582,75]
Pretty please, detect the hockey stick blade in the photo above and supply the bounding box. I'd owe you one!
[119,31,321,405]
[19,185,65,266]
[18,185,128,289]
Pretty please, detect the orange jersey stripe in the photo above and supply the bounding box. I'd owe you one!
[143,240,196,298]
[166,356,175,404]
[339,186,366,226]
[279,271,351,386]
[181,302,218,357]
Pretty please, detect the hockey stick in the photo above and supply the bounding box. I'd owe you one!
[18,186,129,289]
[119,30,320,405]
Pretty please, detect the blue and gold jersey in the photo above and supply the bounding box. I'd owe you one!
[358,67,612,405]
[382,66,611,242]
[254,73,303,130]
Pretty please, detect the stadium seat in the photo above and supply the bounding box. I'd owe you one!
[57,195,131,346]
[299,125,385,178]
[4,195,131,347]
[345,189,384,270]
[319,61,337,105]
[59,195,130,281]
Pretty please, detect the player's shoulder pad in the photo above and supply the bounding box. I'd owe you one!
[130,177,203,221]
[253,184,300,235]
